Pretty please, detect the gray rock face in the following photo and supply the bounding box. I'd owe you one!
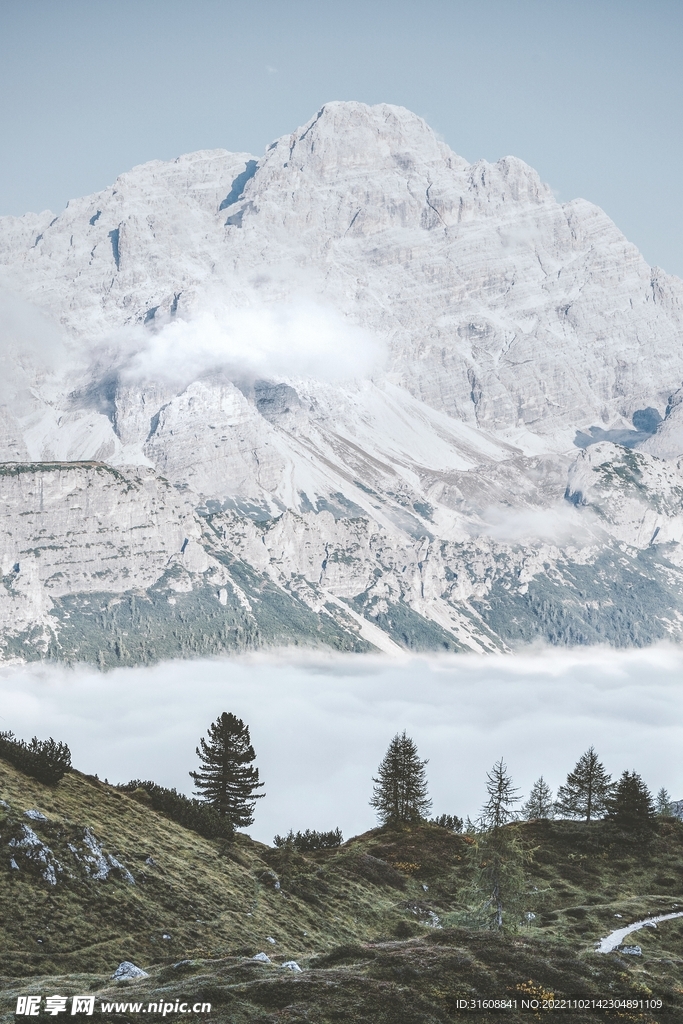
[670,800,683,820]
[2,101,683,659]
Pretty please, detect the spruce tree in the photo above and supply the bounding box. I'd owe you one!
[607,771,655,832]
[655,787,674,817]
[370,731,431,825]
[555,747,612,821]
[522,776,554,820]
[190,712,264,828]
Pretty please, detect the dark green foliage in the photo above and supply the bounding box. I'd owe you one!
[555,747,613,821]
[0,731,71,784]
[273,827,343,851]
[430,813,463,832]
[607,770,656,832]
[190,712,264,827]
[471,546,681,648]
[117,780,234,840]
[465,824,534,931]
[370,731,432,825]
[5,552,370,669]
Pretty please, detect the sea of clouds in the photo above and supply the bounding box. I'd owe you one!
[1,646,681,846]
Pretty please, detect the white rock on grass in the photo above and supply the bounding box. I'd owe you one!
[112,962,149,979]
[24,809,48,822]
[252,952,271,963]
[72,827,135,884]
[9,825,61,885]
[281,961,302,972]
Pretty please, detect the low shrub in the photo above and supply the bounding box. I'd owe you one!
[0,731,72,784]
[273,827,343,851]
[430,814,463,833]
[117,780,234,841]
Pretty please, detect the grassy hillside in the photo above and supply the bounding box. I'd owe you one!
[2,757,683,1022]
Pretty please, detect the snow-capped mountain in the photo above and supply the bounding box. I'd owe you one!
[2,101,683,663]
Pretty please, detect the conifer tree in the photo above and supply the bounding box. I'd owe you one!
[467,760,530,930]
[607,771,655,832]
[655,787,674,817]
[480,758,520,829]
[190,712,264,828]
[370,731,431,825]
[522,776,555,820]
[555,747,612,821]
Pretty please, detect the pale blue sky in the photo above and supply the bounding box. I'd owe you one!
[1,0,682,275]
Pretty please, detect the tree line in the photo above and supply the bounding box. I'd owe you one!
[2,714,676,853]
[370,733,673,832]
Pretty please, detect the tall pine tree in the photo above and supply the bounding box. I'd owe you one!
[190,712,264,829]
[555,747,612,821]
[370,731,431,825]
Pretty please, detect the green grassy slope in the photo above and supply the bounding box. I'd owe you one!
[2,758,683,1022]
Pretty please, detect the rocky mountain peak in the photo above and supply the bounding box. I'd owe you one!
[3,103,683,660]
[269,101,461,176]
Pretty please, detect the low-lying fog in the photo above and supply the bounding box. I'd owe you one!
[1,646,681,845]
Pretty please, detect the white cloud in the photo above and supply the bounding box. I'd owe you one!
[474,503,601,546]
[1,646,681,845]
[116,299,385,388]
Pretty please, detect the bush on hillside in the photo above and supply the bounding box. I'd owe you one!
[118,780,234,841]
[0,731,72,784]
[273,827,343,851]
[430,814,463,832]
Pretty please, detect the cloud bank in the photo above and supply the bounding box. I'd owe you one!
[1,646,681,845]
[116,299,385,387]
